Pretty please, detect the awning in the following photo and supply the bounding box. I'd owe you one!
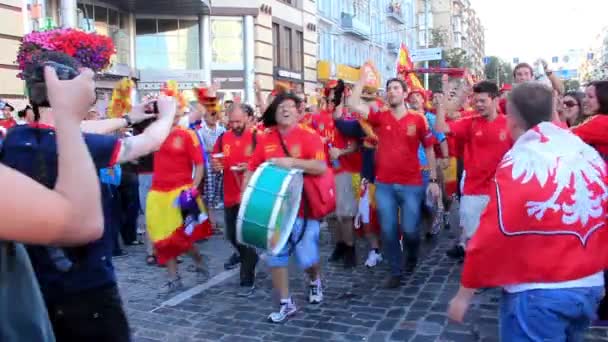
[103,0,211,15]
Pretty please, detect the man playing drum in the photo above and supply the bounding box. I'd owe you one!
[244,92,327,323]
[212,104,259,297]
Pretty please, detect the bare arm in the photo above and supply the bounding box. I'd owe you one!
[425,146,438,180]
[439,140,449,160]
[116,97,177,164]
[548,73,565,95]
[291,158,327,175]
[192,163,204,188]
[80,103,156,134]
[0,67,103,245]
[80,118,127,134]
[346,80,370,119]
[434,94,451,134]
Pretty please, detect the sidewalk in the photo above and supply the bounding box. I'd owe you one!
[114,209,608,342]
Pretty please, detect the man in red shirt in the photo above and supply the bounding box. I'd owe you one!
[245,93,327,323]
[313,80,360,268]
[348,77,440,288]
[212,104,259,297]
[435,81,513,259]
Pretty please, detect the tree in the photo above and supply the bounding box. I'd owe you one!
[483,56,513,86]
[563,79,582,92]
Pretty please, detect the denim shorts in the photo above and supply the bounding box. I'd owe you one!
[266,218,320,269]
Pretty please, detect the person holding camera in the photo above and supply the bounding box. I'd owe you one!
[2,50,177,341]
[0,63,104,342]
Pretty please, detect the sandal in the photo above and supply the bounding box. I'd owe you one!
[146,255,156,265]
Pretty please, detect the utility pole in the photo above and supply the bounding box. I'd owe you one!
[496,61,500,86]
[424,0,430,89]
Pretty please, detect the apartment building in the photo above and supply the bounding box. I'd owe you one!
[25,0,316,105]
[416,0,485,75]
[1,1,28,108]
[316,0,417,87]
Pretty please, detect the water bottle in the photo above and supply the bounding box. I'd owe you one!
[328,143,340,168]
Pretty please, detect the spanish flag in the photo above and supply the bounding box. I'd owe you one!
[396,43,424,91]
[146,185,212,265]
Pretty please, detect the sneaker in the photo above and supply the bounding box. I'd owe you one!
[236,285,255,298]
[309,282,323,304]
[446,245,465,259]
[163,277,184,294]
[268,300,297,323]
[224,252,240,270]
[188,263,209,280]
[383,275,402,289]
[364,250,383,268]
[405,258,418,273]
[430,209,444,236]
[328,242,346,262]
[343,245,356,268]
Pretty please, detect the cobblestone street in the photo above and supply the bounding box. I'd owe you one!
[114,210,608,342]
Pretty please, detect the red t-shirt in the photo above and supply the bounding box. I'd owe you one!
[0,118,16,135]
[213,129,257,207]
[449,114,513,195]
[572,115,608,157]
[367,109,433,185]
[248,125,326,217]
[151,127,203,191]
[334,111,362,173]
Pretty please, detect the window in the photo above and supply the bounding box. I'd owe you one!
[293,31,303,72]
[273,23,280,67]
[281,27,292,69]
[136,18,200,70]
[77,3,130,64]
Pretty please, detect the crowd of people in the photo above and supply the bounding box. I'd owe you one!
[2,34,608,341]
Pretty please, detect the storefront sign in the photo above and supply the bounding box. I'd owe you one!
[317,60,331,81]
[212,70,245,89]
[138,69,207,83]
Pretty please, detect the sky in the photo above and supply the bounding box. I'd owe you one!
[469,0,608,64]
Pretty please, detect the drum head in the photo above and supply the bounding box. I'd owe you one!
[237,162,303,255]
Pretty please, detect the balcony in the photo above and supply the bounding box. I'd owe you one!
[340,12,371,40]
[387,42,400,55]
[386,3,406,24]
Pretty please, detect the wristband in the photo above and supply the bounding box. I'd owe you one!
[124,114,133,127]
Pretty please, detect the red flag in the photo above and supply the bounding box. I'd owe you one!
[396,43,423,91]
[462,123,608,288]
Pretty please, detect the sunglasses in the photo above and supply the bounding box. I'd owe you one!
[563,101,578,108]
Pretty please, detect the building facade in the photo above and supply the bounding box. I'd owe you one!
[416,0,485,75]
[25,0,316,106]
[0,1,28,109]
[316,0,417,88]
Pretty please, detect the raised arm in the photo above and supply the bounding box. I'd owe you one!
[80,102,157,134]
[346,80,370,119]
[116,96,177,164]
[0,67,103,245]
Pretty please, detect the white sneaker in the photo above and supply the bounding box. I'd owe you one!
[364,250,383,268]
[268,299,297,323]
[309,282,323,304]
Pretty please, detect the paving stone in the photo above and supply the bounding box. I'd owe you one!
[114,220,608,342]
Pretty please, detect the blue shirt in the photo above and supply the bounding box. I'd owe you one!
[0,125,120,300]
[418,112,445,168]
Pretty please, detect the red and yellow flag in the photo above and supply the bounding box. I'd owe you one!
[396,43,424,91]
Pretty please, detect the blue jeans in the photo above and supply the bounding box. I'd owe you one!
[374,182,424,276]
[500,287,604,341]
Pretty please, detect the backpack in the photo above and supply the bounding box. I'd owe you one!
[0,242,55,341]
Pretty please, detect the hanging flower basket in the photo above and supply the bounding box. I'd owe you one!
[16,28,115,78]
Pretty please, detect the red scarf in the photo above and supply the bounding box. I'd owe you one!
[462,122,608,288]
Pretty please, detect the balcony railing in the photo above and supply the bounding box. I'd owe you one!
[340,12,371,40]
[386,3,406,24]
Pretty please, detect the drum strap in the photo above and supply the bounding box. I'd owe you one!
[278,134,310,252]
